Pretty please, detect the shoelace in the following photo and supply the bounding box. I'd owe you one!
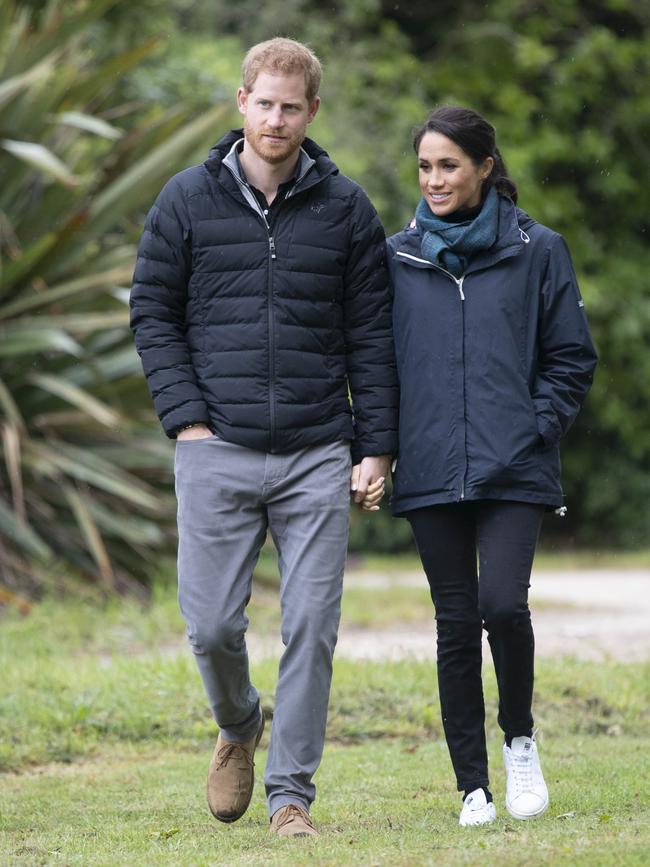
[510,753,534,791]
[275,804,314,831]
[216,742,253,770]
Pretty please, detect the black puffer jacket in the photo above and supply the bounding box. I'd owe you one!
[388,196,597,514]
[130,131,398,461]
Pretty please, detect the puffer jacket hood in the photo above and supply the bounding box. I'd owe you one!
[388,195,597,514]
[131,130,398,461]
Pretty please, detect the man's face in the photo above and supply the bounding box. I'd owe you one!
[237,70,319,165]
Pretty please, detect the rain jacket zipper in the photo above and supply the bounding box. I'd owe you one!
[395,250,468,500]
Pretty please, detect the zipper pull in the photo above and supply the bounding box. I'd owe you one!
[269,236,276,260]
[458,276,465,301]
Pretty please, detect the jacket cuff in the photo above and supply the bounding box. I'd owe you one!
[162,402,212,438]
[535,409,562,447]
[350,440,397,466]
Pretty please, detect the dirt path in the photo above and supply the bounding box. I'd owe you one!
[246,568,650,663]
[341,568,650,662]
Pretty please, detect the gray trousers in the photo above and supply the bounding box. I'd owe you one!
[174,437,351,817]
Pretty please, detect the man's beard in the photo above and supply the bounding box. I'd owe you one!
[244,120,304,165]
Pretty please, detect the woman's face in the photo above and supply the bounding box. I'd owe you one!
[418,131,493,216]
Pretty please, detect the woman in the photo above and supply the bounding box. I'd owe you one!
[388,107,597,826]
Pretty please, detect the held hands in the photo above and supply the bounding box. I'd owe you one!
[176,432,391,512]
[350,455,392,512]
[176,423,213,441]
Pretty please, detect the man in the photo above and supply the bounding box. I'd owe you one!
[130,38,398,838]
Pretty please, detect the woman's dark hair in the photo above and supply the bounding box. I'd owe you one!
[412,106,518,204]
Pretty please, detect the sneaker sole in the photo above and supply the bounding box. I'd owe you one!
[459,817,497,827]
[459,811,497,827]
[506,799,549,821]
[209,712,266,824]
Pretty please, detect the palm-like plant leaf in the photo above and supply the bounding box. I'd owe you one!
[0,138,79,186]
[0,0,227,594]
[55,111,124,140]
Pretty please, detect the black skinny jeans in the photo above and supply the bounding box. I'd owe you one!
[407,500,544,793]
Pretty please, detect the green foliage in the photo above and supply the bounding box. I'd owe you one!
[2,0,648,595]
[123,32,242,114]
[412,0,650,546]
[349,499,415,554]
[118,0,649,549]
[0,0,229,592]
[113,0,431,231]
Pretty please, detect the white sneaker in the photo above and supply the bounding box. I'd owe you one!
[459,788,497,826]
[503,734,549,819]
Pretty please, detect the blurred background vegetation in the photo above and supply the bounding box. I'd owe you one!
[1,0,648,596]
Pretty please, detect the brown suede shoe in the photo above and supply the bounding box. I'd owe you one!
[270,804,319,837]
[207,711,265,823]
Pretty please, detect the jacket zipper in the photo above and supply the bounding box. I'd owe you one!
[442,271,467,500]
[395,251,467,498]
[249,179,314,450]
[250,203,277,449]
[457,274,467,500]
[432,268,469,500]
[285,162,314,198]
[396,213,532,499]
[224,167,279,448]
[441,270,469,501]
[266,218,277,450]
[223,158,320,452]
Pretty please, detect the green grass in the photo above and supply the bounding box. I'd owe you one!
[1,581,649,865]
[2,737,649,866]
[357,548,650,573]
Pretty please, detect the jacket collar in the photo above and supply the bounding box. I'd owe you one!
[204,129,336,196]
[221,137,316,205]
[394,196,535,277]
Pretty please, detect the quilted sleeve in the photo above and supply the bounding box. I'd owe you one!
[130,177,211,437]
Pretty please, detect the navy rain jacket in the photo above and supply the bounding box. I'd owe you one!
[130,131,398,462]
[388,195,598,515]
